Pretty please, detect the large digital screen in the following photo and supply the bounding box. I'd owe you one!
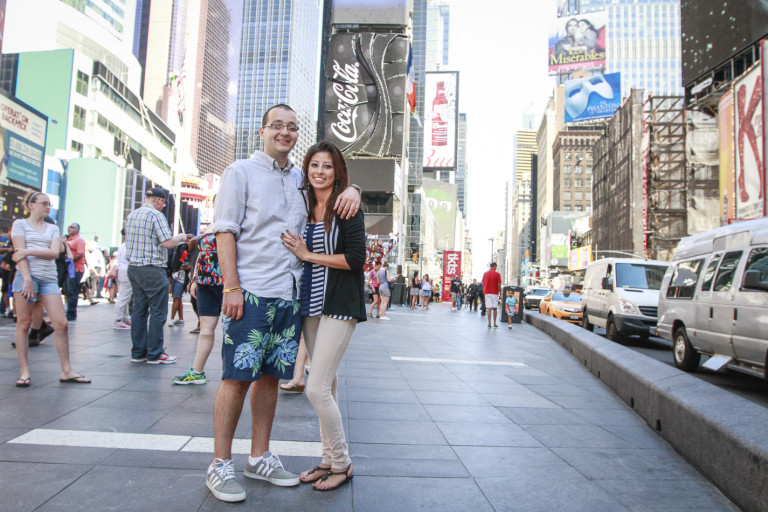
[333,0,409,27]
[423,71,458,170]
[323,32,408,158]
[564,72,621,123]
[0,92,47,189]
[548,11,607,74]
[682,0,768,85]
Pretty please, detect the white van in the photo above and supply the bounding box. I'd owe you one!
[656,218,768,378]
[581,258,671,341]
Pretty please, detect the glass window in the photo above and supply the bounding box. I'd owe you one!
[76,71,89,96]
[563,165,572,174]
[564,178,571,187]
[743,247,768,284]
[713,251,743,292]
[73,105,86,130]
[666,259,704,299]
[564,191,572,200]
[575,179,583,188]
[575,191,583,200]
[616,263,667,290]
[575,165,583,174]
[586,166,592,174]
[701,253,722,291]
[575,204,583,211]
[71,140,83,152]
[576,152,583,160]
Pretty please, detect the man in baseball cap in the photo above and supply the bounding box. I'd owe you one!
[124,187,190,365]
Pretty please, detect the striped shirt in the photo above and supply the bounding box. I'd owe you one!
[11,219,59,281]
[299,220,352,320]
[125,204,173,267]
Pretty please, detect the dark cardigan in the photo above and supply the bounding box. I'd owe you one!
[320,210,368,322]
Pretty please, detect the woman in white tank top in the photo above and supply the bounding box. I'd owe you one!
[10,192,90,387]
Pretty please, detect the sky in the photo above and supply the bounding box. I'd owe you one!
[443,0,558,278]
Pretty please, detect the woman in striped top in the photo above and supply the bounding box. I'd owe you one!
[11,192,90,387]
[281,141,366,492]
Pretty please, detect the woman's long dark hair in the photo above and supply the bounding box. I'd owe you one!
[302,141,350,231]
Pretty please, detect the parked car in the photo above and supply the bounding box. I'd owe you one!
[581,258,670,341]
[523,287,550,310]
[540,291,583,323]
[657,218,768,378]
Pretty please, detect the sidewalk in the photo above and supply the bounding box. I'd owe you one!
[0,300,737,511]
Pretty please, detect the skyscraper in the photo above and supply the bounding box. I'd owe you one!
[234,0,322,162]
[425,1,449,71]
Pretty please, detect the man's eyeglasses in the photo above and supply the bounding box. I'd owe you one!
[265,123,299,133]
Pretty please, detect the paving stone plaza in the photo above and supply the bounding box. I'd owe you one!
[0,301,737,511]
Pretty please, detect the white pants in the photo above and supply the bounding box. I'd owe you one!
[302,315,356,468]
[114,273,132,324]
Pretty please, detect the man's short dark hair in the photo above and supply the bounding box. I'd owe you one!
[262,104,295,127]
[490,262,497,268]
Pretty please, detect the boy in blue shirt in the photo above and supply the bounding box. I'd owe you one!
[505,290,517,329]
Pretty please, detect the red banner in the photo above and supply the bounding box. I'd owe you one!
[442,251,462,300]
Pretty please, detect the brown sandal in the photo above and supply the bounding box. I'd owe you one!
[300,465,331,483]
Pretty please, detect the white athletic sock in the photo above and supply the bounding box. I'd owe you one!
[248,455,262,466]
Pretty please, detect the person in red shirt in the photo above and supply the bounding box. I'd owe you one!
[482,262,502,328]
[65,223,86,321]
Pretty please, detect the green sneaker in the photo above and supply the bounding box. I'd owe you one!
[172,367,207,385]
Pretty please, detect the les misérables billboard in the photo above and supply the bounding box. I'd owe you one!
[423,71,458,170]
[548,11,607,74]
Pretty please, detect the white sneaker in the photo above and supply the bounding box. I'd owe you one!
[379,316,391,321]
[114,322,130,330]
[244,451,299,486]
[174,319,185,326]
[207,459,246,502]
[147,352,177,365]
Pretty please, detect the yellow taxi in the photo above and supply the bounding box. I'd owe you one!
[539,291,583,323]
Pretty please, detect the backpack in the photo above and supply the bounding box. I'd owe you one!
[170,241,189,273]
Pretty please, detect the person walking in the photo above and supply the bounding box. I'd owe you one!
[282,140,364,491]
[113,229,132,329]
[377,262,393,320]
[366,261,381,318]
[64,222,86,321]
[83,242,103,305]
[482,262,502,328]
[467,279,480,312]
[171,232,221,385]
[450,276,461,310]
[10,192,90,387]
[409,271,420,309]
[205,104,361,503]
[505,290,518,329]
[124,187,190,365]
[421,274,432,309]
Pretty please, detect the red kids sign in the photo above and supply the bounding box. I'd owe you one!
[441,251,462,300]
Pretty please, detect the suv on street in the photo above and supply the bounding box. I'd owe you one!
[523,287,551,310]
[657,218,768,378]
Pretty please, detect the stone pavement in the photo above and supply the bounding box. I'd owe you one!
[0,299,738,511]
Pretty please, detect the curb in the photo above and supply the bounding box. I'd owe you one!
[525,310,767,512]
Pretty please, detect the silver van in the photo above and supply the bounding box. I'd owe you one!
[581,258,670,341]
[657,218,768,377]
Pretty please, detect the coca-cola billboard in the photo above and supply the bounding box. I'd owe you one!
[423,71,458,170]
[323,33,408,158]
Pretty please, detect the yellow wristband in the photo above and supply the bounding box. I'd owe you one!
[223,287,242,293]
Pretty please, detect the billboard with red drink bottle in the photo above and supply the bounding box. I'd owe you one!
[423,71,458,170]
[441,250,461,301]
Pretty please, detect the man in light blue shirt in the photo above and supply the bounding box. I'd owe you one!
[206,104,361,502]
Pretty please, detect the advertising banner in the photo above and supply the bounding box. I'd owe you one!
[441,250,461,300]
[323,33,408,158]
[564,72,620,123]
[734,63,764,219]
[423,177,458,250]
[568,245,593,270]
[333,0,409,27]
[719,88,736,222]
[548,11,607,74]
[0,92,47,189]
[423,71,458,170]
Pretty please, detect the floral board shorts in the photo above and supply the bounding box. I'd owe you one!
[221,289,302,381]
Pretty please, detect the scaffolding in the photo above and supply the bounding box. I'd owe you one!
[644,96,688,261]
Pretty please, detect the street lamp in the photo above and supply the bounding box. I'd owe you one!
[488,237,494,262]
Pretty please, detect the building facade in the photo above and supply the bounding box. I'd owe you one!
[552,130,600,213]
[234,0,321,162]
